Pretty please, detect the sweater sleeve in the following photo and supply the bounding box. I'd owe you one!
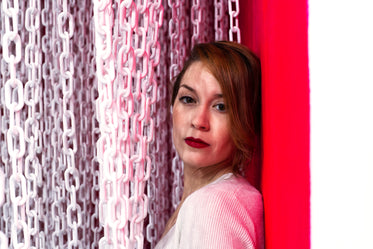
[176,184,264,249]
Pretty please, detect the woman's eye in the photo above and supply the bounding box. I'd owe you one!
[179,96,195,104]
[215,103,226,112]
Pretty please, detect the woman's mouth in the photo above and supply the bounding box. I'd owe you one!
[184,137,210,148]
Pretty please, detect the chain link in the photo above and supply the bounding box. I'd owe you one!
[228,0,241,43]
[214,0,229,41]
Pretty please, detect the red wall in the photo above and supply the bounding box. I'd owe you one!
[240,1,310,249]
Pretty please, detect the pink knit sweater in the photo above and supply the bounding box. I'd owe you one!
[155,173,264,249]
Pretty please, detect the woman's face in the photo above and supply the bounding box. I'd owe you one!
[172,61,236,170]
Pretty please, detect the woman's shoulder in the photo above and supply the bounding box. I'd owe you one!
[181,174,263,217]
[176,174,264,249]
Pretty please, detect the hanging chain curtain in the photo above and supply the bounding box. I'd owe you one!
[0,0,241,248]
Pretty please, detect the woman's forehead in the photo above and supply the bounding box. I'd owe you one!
[180,62,222,93]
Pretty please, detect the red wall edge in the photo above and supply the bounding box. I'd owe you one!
[240,1,310,249]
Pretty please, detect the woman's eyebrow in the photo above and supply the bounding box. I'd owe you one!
[180,84,195,93]
[180,84,224,98]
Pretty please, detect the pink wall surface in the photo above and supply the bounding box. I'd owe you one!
[240,1,310,249]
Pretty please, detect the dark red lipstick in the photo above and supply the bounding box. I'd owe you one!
[185,137,210,148]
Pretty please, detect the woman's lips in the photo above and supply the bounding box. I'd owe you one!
[184,137,210,148]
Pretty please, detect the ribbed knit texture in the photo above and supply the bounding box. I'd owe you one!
[155,174,264,249]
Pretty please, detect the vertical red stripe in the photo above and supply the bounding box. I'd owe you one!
[240,1,310,249]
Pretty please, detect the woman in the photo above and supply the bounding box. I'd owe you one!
[155,41,263,249]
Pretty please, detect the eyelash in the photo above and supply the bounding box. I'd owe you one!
[214,103,226,112]
[179,96,227,112]
[179,96,195,104]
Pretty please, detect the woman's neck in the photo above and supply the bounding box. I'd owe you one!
[160,161,234,239]
[181,162,234,200]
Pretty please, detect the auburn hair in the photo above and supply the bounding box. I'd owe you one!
[171,41,262,174]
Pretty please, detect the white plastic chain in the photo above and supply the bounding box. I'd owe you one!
[214,0,229,41]
[0,1,241,248]
[0,0,97,248]
[2,1,29,249]
[93,0,163,248]
[57,0,83,248]
[228,0,241,43]
[145,0,171,247]
[168,0,186,212]
[24,0,42,248]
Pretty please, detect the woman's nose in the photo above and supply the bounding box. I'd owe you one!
[191,106,210,131]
